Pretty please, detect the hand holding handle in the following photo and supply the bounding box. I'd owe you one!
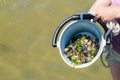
[52,14,111,47]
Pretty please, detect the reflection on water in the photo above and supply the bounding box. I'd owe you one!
[0,0,112,80]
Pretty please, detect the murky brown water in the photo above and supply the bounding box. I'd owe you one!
[0,0,112,80]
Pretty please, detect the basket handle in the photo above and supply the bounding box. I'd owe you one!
[52,14,111,47]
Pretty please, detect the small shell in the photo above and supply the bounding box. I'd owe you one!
[87,46,92,51]
[92,43,96,47]
[81,36,86,40]
[77,59,82,64]
[66,52,73,57]
[64,48,69,53]
[68,43,74,48]
[84,39,89,44]
[81,56,86,63]
[87,40,92,46]
[71,55,78,60]
[85,44,88,47]
[85,57,92,62]
[64,47,72,53]
[92,39,96,42]
[81,46,87,51]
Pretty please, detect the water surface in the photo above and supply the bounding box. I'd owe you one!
[0,0,112,80]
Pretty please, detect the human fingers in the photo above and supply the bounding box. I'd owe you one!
[95,13,108,22]
[95,13,101,19]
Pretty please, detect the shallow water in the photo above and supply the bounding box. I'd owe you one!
[0,0,112,80]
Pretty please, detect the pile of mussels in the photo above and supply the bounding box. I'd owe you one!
[64,34,99,66]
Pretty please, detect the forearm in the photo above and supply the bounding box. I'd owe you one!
[114,7,120,19]
[89,0,112,13]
